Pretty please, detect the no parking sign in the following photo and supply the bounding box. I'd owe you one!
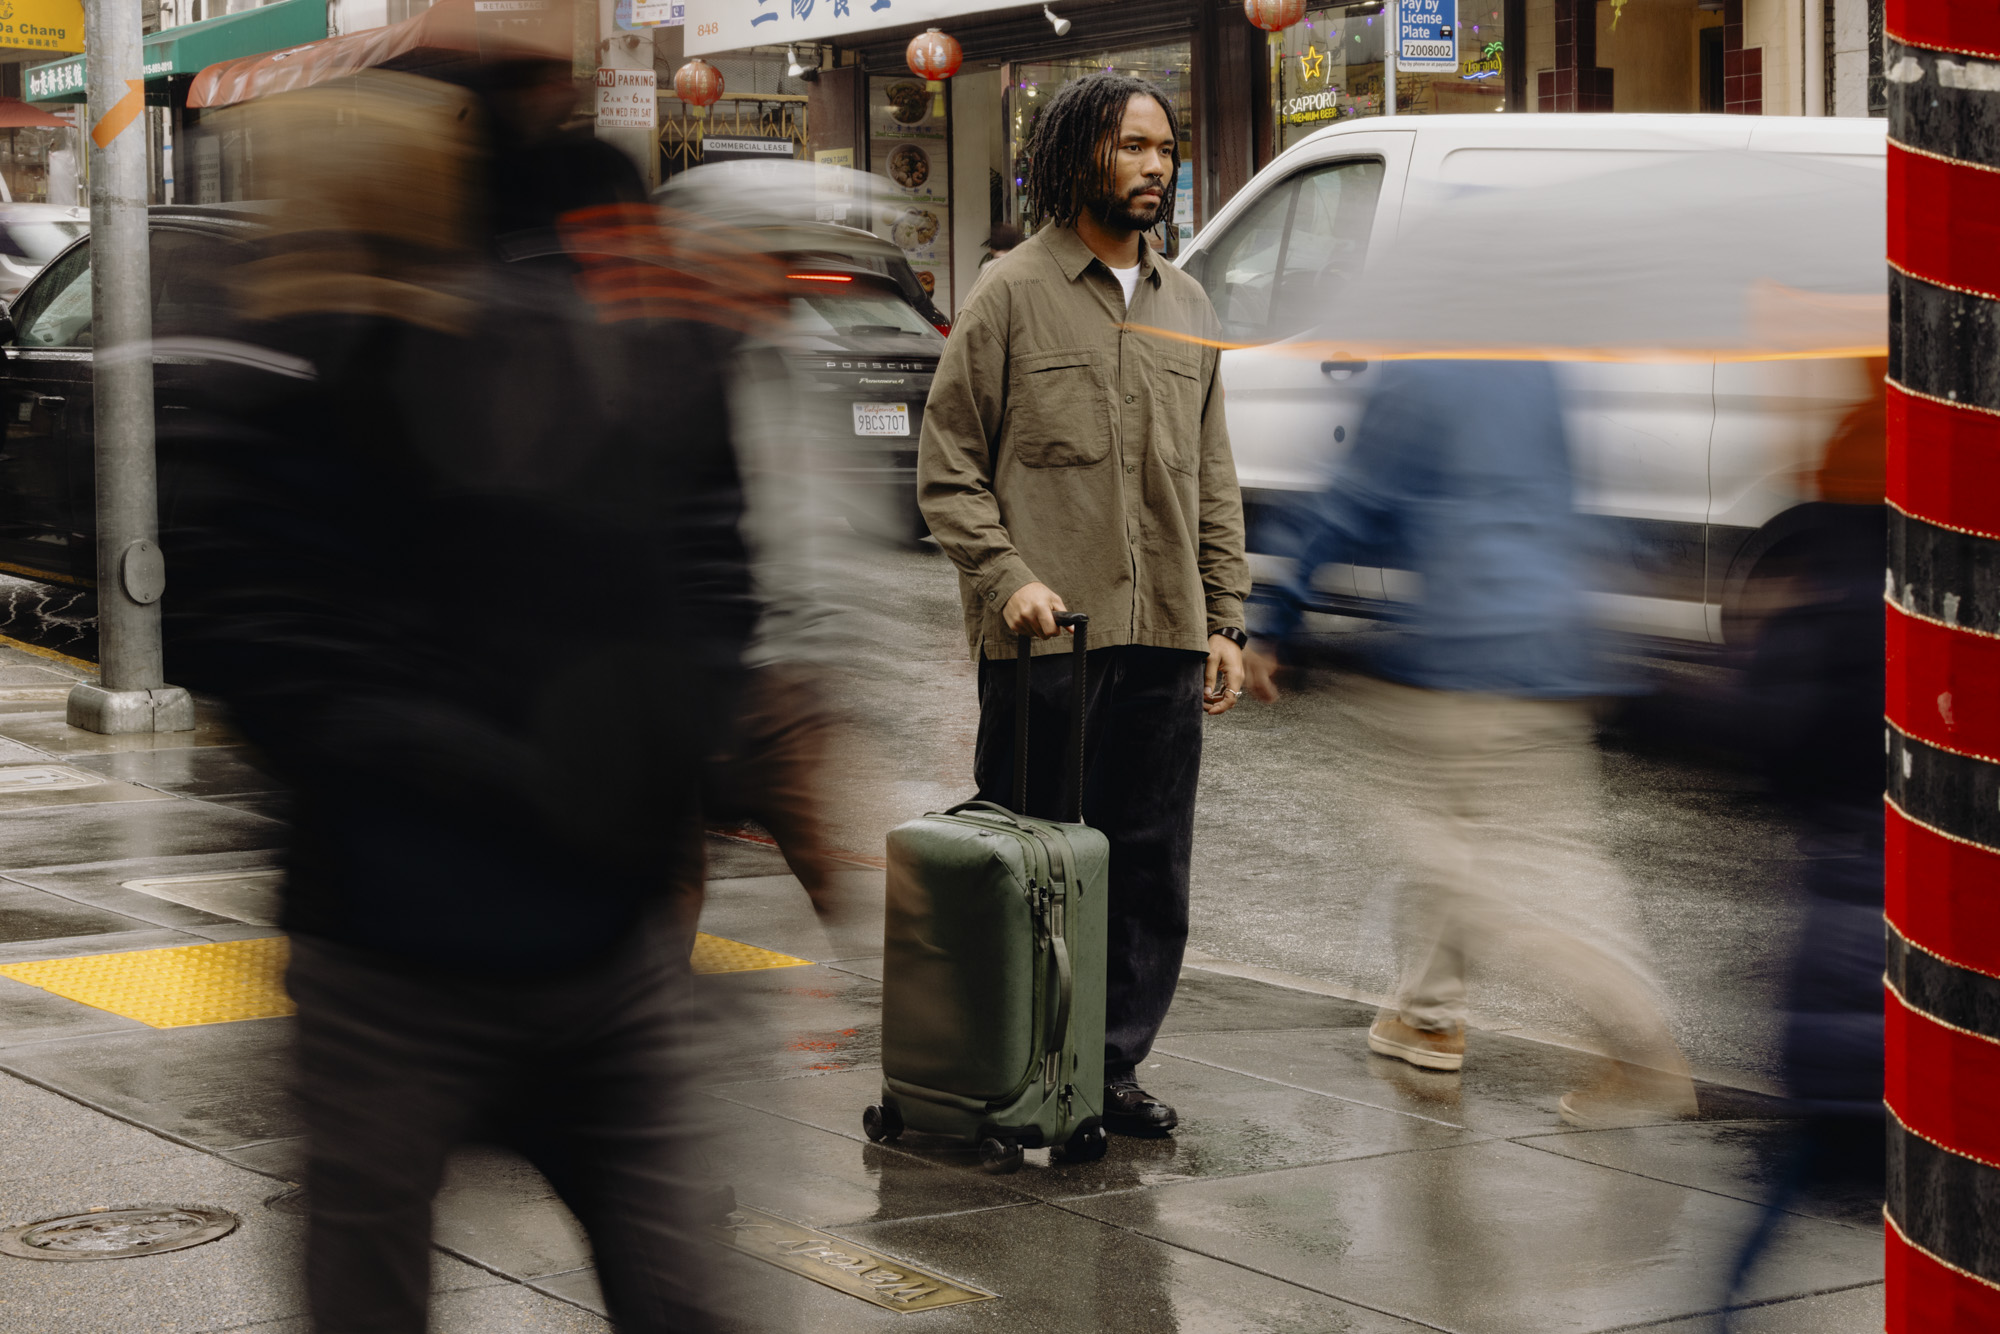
[1397,0,1458,72]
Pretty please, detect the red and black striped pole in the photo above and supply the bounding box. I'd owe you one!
[1884,2,2000,1327]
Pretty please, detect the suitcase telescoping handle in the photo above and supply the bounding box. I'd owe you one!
[1014,612,1089,823]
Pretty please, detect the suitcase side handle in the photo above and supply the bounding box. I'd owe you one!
[1047,912,1073,1064]
[1013,612,1090,822]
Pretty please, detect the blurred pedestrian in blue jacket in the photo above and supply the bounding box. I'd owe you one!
[1245,359,1697,1127]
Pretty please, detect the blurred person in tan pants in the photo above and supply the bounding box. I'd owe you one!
[1244,360,1696,1128]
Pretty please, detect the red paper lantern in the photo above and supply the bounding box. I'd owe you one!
[673,59,724,111]
[906,28,963,82]
[1242,0,1307,31]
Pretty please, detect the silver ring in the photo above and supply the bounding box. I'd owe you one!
[1227,688,1242,698]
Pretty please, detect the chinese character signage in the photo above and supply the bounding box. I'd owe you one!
[682,0,991,59]
[27,56,84,100]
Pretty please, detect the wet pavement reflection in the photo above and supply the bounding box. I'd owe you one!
[0,613,1886,1331]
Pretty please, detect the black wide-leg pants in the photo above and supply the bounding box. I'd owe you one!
[973,643,1205,1082]
[287,920,717,1334]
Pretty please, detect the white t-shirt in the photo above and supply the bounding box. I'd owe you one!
[1110,262,1142,308]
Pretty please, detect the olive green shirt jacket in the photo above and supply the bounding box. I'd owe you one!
[917,225,1250,661]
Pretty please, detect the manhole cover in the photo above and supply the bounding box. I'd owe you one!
[0,1205,238,1262]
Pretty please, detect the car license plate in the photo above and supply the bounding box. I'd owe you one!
[853,402,910,437]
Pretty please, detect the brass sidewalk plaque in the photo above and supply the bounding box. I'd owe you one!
[716,1206,996,1313]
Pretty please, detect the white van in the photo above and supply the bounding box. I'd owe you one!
[1177,113,1886,652]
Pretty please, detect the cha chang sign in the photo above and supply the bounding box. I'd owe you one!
[682,0,1014,58]
[7,0,84,57]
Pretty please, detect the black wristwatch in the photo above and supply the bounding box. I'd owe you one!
[1212,627,1249,648]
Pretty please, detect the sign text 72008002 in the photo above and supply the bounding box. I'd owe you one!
[1396,0,1457,72]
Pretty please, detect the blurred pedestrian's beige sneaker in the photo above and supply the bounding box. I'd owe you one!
[1367,1015,1465,1071]
[1558,1062,1699,1128]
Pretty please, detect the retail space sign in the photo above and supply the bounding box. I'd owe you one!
[1396,0,1457,73]
[595,68,657,129]
[682,0,998,58]
[1,0,84,55]
[704,135,796,161]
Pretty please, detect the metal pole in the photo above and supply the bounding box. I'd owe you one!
[1383,5,1397,118]
[1884,2,2000,1327]
[1803,0,1823,115]
[66,0,193,733]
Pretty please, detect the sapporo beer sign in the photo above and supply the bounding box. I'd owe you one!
[5,0,84,55]
[1397,0,1457,72]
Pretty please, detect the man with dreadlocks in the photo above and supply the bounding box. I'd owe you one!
[917,72,1250,1138]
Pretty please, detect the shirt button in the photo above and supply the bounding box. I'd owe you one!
[1126,464,1137,474]
[1124,394,1136,404]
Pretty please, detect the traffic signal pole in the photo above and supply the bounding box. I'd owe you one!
[1884,1,2000,1327]
[65,0,194,734]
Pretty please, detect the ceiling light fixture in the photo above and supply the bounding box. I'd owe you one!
[1044,4,1070,36]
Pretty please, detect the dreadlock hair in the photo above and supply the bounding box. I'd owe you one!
[1022,71,1180,234]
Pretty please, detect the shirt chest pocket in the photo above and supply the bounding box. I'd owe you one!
[1004,348,1111,468]
[1151,356,1205,475]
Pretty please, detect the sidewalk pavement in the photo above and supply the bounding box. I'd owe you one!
[0,638,1883,1334]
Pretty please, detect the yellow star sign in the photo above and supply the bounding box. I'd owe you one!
[1299,44,1326,82]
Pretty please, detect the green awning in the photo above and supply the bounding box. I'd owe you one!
[25,0,327,104]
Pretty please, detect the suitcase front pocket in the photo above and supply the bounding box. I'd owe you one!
[882,821,1049,1102]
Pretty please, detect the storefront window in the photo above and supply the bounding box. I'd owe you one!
[0,128,69,204]
[868,74,951,311]
[1275,3,1506,150]
[1002,43,1193,242]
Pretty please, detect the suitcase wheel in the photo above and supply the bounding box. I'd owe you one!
[862,1103,903,1143]
[977,1136,1025,1175]
[1052,1118,1107,1165]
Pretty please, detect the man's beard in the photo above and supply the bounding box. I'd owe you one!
[1091,182,1166,232]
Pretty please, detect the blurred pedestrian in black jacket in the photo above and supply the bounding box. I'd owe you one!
[166,54,769,1333]
[1723,379,1886,1314]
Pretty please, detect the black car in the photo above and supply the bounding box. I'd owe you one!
[0,205,255,588]
[764,227,947,546]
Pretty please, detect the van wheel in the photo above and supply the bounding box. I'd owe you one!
[1722,541,1819,653]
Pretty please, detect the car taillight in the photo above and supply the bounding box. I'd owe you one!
[933,322,951,337]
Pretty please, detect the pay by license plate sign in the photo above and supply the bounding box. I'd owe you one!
[1397,0,1457,71]
[853,402,910,436]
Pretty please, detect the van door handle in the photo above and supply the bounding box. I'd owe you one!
[34,394,63,409]
[1320,361,1368,379]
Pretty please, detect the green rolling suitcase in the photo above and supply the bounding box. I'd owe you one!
[864,612,1109,1173]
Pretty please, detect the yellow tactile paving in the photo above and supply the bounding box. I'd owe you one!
[0,936,294,1028]
[0,931,811,1028]
[690,933,813,974]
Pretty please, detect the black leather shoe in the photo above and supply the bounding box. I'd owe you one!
[1102,1081,1178,1137]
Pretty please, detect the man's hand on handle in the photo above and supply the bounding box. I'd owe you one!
[1003,582,1070,638]
[1204,635,1245,715]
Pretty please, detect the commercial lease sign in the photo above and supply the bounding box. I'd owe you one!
[3,0,84,55]
[1396,0,1456,72]
[682,0,1016,58]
